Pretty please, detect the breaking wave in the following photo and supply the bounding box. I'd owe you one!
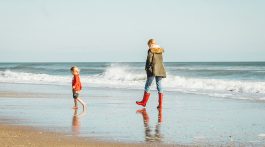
[1,64,265,100]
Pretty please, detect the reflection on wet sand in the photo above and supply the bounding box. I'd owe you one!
[136,108,163,143]
[72,107,87,136]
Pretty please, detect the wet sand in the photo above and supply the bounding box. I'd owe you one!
[0,89,185,147]
[0,83,265,146]
[0,124,184,147]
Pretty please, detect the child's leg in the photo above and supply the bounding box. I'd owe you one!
[72,90,79,109]
[74,99,78,107]
[76,97,86,109]
[73,99,78,109]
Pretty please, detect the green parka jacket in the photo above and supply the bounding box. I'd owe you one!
[145,47,166,78]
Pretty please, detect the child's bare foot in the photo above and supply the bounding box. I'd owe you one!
[72,106,78,109]
[136,108,146,114]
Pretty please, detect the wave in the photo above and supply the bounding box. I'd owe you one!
[0,70,71,85]
[1,64,265,100]
[167,66,265,71]
[100,64,146,81]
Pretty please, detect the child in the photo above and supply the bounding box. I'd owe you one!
[70,66,86,109]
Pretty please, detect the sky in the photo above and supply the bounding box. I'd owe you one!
[0,0,264,62]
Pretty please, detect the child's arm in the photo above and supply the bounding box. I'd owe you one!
[72,76,77,90]
[72,76,81,91]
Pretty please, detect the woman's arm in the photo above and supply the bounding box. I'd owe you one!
[145,50,154,72]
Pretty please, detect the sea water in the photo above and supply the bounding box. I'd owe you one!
[0,62,265,146]
[0,62,265,101]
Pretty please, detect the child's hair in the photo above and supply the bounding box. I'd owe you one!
[148,39,156,46]
[70,66,79,72]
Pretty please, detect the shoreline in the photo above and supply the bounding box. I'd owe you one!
[0,124,183,147]
[0,90,185,147]
[0,84,265,146]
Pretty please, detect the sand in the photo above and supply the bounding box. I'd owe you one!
[1,83,264,146]
[0,90,187,147]
[0,124,187,147]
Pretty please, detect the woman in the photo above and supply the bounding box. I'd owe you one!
[136,39,166,109]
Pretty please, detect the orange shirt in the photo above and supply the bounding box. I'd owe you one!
[72,75,82,91]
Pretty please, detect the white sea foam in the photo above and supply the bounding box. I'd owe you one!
[0,70,71,85]
[258,134,265,138]
[1,65,265,100]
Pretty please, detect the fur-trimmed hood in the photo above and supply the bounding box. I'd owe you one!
[149,45,164,54]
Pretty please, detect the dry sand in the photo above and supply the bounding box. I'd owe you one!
[0,124,187,147]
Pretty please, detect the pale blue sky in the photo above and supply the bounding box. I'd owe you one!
[0,0,264,62]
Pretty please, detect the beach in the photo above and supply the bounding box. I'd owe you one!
[1,83,265,146]
[0,124,124,147]
[0,88,184,147]
[1,124,182,147]
[0,62,265,146]
[1,0,265,145]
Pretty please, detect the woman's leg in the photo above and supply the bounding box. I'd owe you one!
[136,76,154,107]
[155,77,163,93]
[155,77,163,109]
[144,76,155,92]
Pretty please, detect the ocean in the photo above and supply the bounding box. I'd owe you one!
[1,62,265,101]
[1,62,265,146]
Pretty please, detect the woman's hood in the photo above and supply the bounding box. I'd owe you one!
[149,45,164,54]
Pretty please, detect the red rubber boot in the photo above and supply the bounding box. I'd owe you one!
[157,93,163,109]
[136,91,150,107]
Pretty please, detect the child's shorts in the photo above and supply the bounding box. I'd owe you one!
[72,91,79,99]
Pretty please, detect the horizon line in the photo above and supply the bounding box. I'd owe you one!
[0,61,265,63]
